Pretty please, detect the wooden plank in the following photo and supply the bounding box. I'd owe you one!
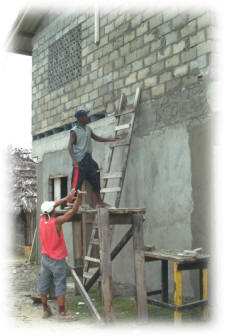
[66,261,101,322]
[91,238,99,245]
[109,208,146,214]
[109,139,130,148]
[115,107,135,116]
[97,208,114,322]
[84,256,100,263]
[133,87,141,109]
[100,187,121,193]
[102,172,123,179]
[115,123,130,131]
[116,93,126,116]
[109,213,133,225]
[83,272,94,279]
[132,213,148,321]
[72,220,83,276]
[82,226,97,284]
[85,227,133,292]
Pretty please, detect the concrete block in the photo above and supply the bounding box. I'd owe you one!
[149,14,163,29]
[114,79,124,89]
[165,55,180,68]
[151,61,164,75]
[159,72,172,83]
[105,22,114,34]
[114,57,125,69]
[173,40,185,54]
[157,22,171,36]
[136,22,148,36]
[137,45,149,58]
[115,14,126,27]
[89,89,98,101]
[181,48,197,63]
[120,64,131,78]
[197,40,211,56]
[197,13,211,29]
[144,53,157,66]
[131,14,143,28]
[89,70,98,81]
[125,51,137,64]
[80,75,88,86]
[138,68,149,80]
[125,73,137,86]
[130,37,144,52]
[152,83,165,97]
[181,20,197,37]
[132,60,143,72]
[190,30,206,47]
[144,32,155,44]
[165,78,181,92]
[174,64,189,77]
[151,39,161,52]
[158,45,172,61]
[165,31,178,46]
[120,43,130,57]
[109,50,119,62]
[172,14,188,29]
[124,31,135,44]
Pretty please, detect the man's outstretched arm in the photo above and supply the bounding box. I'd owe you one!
[54,189,75,208]
[55,190,86,226]
[91,130,120,142]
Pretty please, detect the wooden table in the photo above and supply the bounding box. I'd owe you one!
[144,249,209,322]
[56,207,148,322]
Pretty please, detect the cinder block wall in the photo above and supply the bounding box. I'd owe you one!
[32,9,212,137]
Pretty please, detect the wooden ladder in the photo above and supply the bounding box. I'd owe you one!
[82,87,141,285]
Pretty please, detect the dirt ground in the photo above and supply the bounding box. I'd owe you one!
[8,256,93,329]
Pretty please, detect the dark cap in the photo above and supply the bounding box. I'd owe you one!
[74,109,89,119]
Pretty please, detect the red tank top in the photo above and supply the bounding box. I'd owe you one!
[39,216,68,260]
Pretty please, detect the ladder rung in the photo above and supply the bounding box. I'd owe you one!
[110,139,130,148]
[115,123,130,131]
[84,256,100,263]
[115,107,135,116]
[83,271,94,279]
[100,187,121,193]
[91,239,99,245]
[102,172,123,179]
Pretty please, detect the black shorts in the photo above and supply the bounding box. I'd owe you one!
[71,153,100,193]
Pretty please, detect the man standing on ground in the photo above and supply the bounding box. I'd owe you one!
[68,109,119,206]
[37,189,84,320]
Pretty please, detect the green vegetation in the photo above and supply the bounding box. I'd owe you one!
[66,291,206,323]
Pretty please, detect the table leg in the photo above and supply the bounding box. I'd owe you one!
[201,268,208,318]
[161,260,168,303]
[174,262,182,322]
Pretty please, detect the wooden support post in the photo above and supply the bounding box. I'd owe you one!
[161,260,169,303]
[132,213,148,321]
[72,220,83,277]
[97,207,114,322]
[174,262,182,323]
[201,268,208,318]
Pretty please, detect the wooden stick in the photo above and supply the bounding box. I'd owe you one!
[66,261,102,322]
